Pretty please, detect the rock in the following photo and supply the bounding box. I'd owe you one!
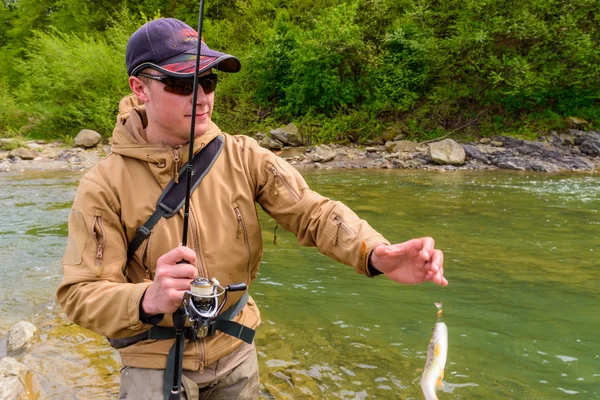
[462,144,490,164]
[365,146,381,153]
[479,138,491,144]
[0,152,7,161]
[280,147,306,159]
[25,142,43,152]
[254,132,266,141]
[270,123,302,147]
[7,322,37,353]
[259,136,283,150]
[310,145,336,163]
[386,140,418,153]
[429,139,466,165]
[491,141,504,147]
[579,132,600,157]
[9,148,36,160]
[0,357,35,400]
[74,129,102,148]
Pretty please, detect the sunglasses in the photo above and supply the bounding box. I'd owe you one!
[137,73,218,96]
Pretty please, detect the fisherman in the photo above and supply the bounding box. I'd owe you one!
[56,17,447,400]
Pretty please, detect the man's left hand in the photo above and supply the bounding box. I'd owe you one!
[370,238,447,286]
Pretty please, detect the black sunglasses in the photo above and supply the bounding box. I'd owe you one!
[137,73,218,96]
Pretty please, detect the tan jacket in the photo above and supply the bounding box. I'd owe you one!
[56,94,389,371]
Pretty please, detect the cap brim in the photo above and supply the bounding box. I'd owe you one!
[131,53,241,77]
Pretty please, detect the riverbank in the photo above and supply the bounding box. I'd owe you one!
[1,129,599,174]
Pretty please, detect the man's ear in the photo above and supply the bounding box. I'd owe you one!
[129,76,150,103]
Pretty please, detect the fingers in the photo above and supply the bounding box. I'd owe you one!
[159,245,197,266]
[425,249,447,286]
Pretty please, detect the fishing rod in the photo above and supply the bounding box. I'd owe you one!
[170,0,207,398]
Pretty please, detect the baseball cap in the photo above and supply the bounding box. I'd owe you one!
[126,18,241,77]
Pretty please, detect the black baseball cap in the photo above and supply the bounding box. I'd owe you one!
[126,18,241,77]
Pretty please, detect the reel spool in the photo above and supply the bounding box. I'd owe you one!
[182,277,246,338]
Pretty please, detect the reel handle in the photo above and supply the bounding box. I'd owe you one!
[226,282,247,292]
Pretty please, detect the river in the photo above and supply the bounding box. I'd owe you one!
[0,169,598,399]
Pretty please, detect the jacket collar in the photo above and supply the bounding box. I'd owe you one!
[111,94,222,168]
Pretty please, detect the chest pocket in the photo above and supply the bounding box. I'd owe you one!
[232,201,262,281]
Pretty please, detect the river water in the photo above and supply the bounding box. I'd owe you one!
[0,169,598,399]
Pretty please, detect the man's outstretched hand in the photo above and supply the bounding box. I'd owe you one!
[370,238,447,286]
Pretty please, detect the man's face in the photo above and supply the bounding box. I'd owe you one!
[131,69,216,146]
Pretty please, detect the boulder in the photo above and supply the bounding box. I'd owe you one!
[0,357,32,400]
[7,322,37,353]
[259,136,283,150]
[74,129,102,148]
[310,145,336,163]
[579,132,600,157]
[385,140,418,153]
[280,147,306,159]
[428,139,466,165]
[270,123,302,147]
[8,148,36,160]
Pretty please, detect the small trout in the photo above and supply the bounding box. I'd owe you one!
[421,302,448,400]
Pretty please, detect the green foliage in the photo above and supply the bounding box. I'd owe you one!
[0,0,598,141]
[9,9,140,138]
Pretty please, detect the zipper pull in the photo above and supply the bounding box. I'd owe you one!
[333,216,341,246]
[269,166,279,196]
[173,147,181,184]
[234,208,243,239]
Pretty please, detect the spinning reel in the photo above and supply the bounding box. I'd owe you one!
[182,277,247,339]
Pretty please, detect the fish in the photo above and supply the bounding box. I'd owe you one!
[420,302,448,400]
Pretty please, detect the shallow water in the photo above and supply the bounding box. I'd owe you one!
[0,169,598,399]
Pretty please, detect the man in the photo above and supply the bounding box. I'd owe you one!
[57,17,446,400]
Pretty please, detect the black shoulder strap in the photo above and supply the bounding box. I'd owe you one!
[127,136,224,259]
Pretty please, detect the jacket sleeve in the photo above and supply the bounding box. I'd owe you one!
[56,174,153,339]
[245,139,390,276]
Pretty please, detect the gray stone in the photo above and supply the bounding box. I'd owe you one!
[386,140,419,153]
[9,148,36,160]
[579,132,600,157]
[254,132,266,141]
[259,136,283,150]
[429,139,466,165]
[280,147,306,159]
[7,322,37,353]
[462,144,490,164]
[479,138,491,144]
[270,123,302,147]
[74,129,102,148]
[310,145,336,163]
[25,142,43,151]
[0,357,29,400]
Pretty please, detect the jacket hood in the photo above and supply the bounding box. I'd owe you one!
[112,94,222,167]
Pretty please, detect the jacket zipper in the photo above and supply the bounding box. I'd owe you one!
[333,215,356,246]
[234,206,252,281]
[91,214,106,274]
[173,147,181,184]
[268,165,300,201]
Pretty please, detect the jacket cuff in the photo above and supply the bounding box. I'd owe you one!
[367,252,383,277]
[361,239,389,277]
[139,288,165,325]
[128,281,154,329]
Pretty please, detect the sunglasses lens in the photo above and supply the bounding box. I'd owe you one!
[162,74,218,96]
[200,75,218,94]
